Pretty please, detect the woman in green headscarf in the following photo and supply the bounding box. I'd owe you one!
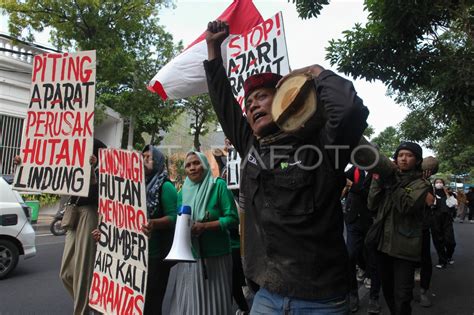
[170,151,239,315]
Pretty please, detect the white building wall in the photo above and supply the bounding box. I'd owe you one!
[0,34,123,175]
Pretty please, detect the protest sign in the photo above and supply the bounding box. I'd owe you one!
[226,148,241,190]
[226,12,290,109]
[89,148,148,315]
[13,51,96,197]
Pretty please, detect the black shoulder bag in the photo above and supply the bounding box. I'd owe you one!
[364,209,389,251]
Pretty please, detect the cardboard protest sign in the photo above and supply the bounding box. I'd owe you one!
[226,148,241,190]
[226,12,290,109]
[89,149,148,315]
[13,51,96,197]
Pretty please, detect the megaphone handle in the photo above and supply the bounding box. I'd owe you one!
[201,258,208,280]
[198,237,208,280]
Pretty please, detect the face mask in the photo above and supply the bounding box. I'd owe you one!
[435,183,444,189]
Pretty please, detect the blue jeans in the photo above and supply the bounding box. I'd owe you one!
[250,288,350,315]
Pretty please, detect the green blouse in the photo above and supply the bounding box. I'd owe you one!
[177,178,239,258]
[149,181,178,258]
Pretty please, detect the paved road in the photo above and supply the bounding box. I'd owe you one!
[357,221,474,315]
[1,222,473,314]
[0,233,73,314]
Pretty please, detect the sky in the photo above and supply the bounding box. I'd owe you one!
[157,0,409,137]
[0,0,411,140]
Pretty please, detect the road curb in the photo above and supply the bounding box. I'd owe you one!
[33,224,51,234]
[33,215,54,234]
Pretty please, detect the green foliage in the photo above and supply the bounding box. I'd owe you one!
[433,124,474,175]
[363,124,375,139]
[182,94,218,151]
[102,34,185,149]
[399,109,436,148]
[398,92,473,176]
[93,103,107,127]
[324,0,473,177]
[1,0,182,147]
[287,0,329,19]
[371,126,401,158]
[2,0,172,84]
[327,1,472,89]
[23,193,60,207]
[168,153,186,191]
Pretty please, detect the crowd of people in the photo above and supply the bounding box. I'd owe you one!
[342,163,473,314]
[14,19,473,315]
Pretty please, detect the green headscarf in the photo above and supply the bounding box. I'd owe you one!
[182,151,216,222]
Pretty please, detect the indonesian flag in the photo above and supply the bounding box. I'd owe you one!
[148,0,263,100]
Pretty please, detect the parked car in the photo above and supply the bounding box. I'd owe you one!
[0,176,36,279]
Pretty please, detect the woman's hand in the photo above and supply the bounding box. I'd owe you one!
[91,229,101,242]
[13,155,22,166]
[191,222,207,237]
[141,221,154,237]
[221,168,227,180]
[422,169,433,179]
[89,154,97,166]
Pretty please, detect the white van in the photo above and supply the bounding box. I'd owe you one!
[0,177,36,279]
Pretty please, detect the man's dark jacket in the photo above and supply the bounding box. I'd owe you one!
[344,166,372,228]
[367,171,431,262]
[204,58,369,299]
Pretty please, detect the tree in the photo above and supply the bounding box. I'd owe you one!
[2,0,171,83]
[287,0,329,19]
[398,96,473,175]
[182,94,218,151]
[435,125,474,175]
[402,119,474,175]
[293,0,473,175]
[371,126,401,159]
[363,124,375,139]
[324,0,473,142]
[101,30,184,149]
[1,0,182,147]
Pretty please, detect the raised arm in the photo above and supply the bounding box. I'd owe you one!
[204,20,252,156]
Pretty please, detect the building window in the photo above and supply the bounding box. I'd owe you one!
[0,114,23,176]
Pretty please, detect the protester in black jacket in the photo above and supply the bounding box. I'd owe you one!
[467,187,474,222]
[204,20,369,314]
[344,166,381,313]
[431,178,456,268]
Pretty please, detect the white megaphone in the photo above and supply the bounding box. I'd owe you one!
[165,205,196,262]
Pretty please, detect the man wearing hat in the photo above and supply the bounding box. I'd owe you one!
[367,141,431,314]
[204,20,369,313]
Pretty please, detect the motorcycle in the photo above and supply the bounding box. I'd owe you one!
[49,207,66,236]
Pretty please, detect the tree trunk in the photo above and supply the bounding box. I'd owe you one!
[127,116,134,150]
[194,131,201,152]
[353,136,396,178]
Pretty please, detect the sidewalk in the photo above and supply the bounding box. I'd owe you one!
[33,203,59,234]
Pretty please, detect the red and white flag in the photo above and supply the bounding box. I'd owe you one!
[148,0,263,100]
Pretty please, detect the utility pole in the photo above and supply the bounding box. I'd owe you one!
[127,116,134,150]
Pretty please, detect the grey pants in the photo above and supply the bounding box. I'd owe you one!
[60,205,98,315]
